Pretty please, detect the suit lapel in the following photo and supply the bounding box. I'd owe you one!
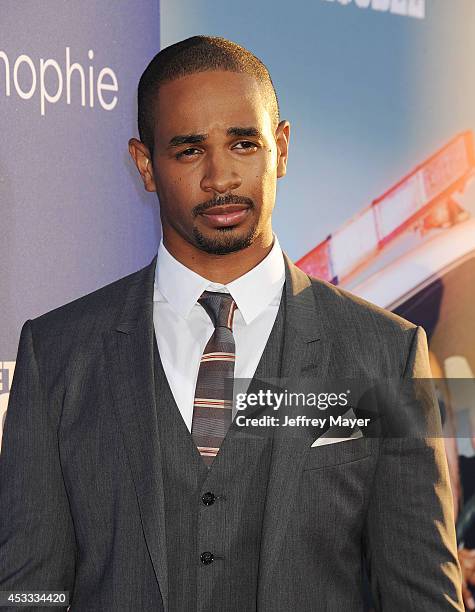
[103,255,169,610]
[258,252,332,603]
[280,251,328,377]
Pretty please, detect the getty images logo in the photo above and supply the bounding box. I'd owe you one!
[0,47,119,116]
[323,0,425,19]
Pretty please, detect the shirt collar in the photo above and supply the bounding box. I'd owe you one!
[154,235,285,324]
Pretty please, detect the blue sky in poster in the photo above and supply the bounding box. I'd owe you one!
[159,0,475,260]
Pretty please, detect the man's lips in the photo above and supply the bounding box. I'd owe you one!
[199,204,250,228]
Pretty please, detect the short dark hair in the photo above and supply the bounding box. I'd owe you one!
[137,35,280,155]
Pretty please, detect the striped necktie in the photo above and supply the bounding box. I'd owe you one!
[192,290,237,467]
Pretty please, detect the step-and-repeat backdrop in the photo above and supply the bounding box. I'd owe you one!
[1,0,160,435]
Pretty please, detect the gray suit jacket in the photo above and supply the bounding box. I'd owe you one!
[0,252,464,611]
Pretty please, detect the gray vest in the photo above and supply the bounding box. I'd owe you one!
[153,290,286,612]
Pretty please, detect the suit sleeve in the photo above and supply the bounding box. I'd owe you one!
[364,325,464,611]
[0,320,76,609]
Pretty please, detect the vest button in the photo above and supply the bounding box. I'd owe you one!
[202,492,216,506]
[200,551,214,565]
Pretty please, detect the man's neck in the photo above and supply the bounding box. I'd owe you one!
[163,234,274,284]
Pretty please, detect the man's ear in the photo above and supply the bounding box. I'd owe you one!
[275,120,290,179]
[128,138,156,192]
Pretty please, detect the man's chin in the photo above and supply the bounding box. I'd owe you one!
[192,225,257,255]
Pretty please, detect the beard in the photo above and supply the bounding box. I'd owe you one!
[192,222,258,255]
[191,193,258,255]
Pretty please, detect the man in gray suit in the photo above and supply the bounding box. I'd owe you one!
[0,36,464,611]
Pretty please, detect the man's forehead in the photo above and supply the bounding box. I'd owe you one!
[156,72,269,121]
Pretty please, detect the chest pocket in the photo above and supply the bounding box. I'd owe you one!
[302,436,375,471]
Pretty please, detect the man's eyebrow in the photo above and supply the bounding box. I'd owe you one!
[167,126,263,148]
[167,133,207,148]
[227,126,263,139]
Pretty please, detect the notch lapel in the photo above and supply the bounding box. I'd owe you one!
[280,252,326,377]
[258,252,332,603]
[103,255,169,611]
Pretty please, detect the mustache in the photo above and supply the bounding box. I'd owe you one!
[192,194,254,217]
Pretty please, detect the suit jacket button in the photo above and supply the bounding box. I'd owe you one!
[200,551,214,565]
[202,492,216,505]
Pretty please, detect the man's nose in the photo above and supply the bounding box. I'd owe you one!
[200,152,242,194]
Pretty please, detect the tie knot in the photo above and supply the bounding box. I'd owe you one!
[198,291,237,330]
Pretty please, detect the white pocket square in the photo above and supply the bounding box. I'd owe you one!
[310,407,364,447]
[311,428,363,447]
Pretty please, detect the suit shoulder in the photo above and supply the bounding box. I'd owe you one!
[308,274,417,337]
[29,259,152,337]
[306,274,421,375]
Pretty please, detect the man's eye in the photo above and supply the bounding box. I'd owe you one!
[175,147,200,159]
[234,141,258,150]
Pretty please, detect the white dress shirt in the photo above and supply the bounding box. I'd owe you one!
[153,235,286,432]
